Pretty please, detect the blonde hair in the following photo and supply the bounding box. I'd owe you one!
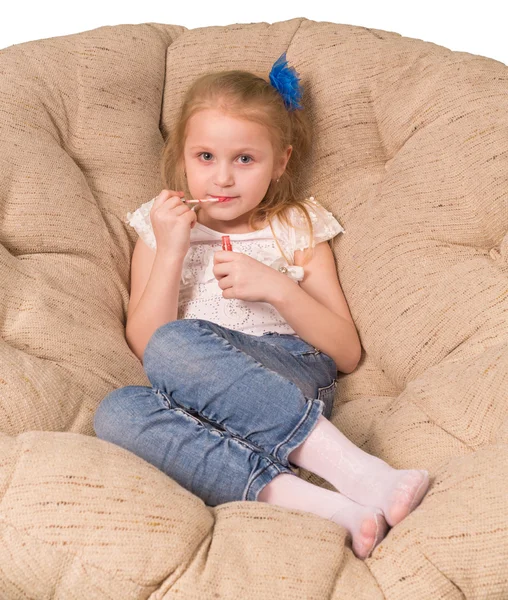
[160,67,315,265]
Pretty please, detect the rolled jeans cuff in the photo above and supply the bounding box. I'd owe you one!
[244,397,325,502]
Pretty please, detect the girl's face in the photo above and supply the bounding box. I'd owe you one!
[183,108,291,233]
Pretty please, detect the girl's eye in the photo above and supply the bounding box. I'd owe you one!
[197,153,252,164]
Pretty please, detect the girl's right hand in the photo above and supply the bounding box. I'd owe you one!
[150,189,197,259]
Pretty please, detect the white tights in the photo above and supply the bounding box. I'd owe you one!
[257,416,430,559]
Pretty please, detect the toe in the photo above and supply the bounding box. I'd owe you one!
[354,511,388,560]
[387,470,430,527]
[410,470,430,511]
[364,512,389,558]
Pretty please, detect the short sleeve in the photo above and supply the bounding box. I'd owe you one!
[124,198,157,251]
[274,196,345,264]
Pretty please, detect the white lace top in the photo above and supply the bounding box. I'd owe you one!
[125,196,345,336]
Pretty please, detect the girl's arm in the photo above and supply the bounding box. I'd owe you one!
[270,242,362,374]
[125,238,184,364]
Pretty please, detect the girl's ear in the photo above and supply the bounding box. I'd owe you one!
[276,145,293,177]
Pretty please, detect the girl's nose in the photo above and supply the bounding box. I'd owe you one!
[213,163,234,187]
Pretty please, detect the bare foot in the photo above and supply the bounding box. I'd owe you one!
[383,470,430,527]
[331,505,389,560]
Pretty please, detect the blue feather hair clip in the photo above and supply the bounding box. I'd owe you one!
[269,52,303,111]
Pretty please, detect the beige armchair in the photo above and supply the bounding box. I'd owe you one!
[1,17,507,598]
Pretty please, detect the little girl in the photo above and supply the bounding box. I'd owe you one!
[94,53,430,560]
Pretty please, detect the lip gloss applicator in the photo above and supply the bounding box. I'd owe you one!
[182,197,230,205]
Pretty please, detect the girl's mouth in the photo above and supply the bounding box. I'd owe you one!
[209,195,237,203]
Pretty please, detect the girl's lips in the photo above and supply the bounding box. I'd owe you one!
[209,196,237,202]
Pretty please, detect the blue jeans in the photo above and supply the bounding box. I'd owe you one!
[94,318,338,507]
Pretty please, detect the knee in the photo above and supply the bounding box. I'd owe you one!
[93,386,140,443]
[147,319,214,347]
[143,319,215,371]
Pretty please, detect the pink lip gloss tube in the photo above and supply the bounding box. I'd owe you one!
[222,235,232,251]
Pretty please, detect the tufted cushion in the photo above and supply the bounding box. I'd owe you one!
[0,17,507,598]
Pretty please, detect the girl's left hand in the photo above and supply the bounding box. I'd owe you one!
[213,251,290,303]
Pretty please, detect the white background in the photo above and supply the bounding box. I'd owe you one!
[1,0,506,66]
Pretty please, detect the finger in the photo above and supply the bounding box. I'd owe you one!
[165,202,191,216]
[162,189,185,199]
[217,275,233,290]
[167,195,189,209]
[156,198,194,218]
[152,190,185,210]
[213,263,229,278]
[214,250,236,263]
[151,194,166,210]
[222,286,234,299]
[185,210,197,229]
